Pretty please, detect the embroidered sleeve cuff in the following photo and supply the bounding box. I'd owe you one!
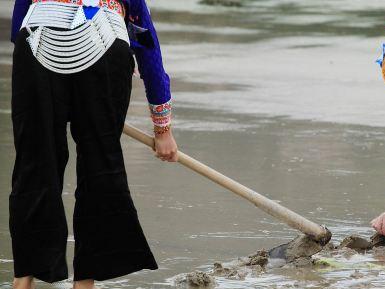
[148,100,172,127]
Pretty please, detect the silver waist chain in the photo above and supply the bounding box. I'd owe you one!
[21,2,130,74]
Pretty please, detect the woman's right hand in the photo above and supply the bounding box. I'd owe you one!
[371,212,385,235]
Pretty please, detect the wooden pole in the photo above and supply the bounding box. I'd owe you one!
[123,124,331,243]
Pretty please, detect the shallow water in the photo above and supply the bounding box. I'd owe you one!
[2,0,385,288]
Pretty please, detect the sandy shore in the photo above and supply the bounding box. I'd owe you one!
[2,0,385,288]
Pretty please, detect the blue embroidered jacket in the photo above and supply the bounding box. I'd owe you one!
[11,0,172,106]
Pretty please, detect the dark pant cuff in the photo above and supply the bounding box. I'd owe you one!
[73,250,158,281]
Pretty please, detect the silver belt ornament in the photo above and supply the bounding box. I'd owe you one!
[21,2,130,74]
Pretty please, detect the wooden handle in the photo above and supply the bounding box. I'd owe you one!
[123,124,331,242]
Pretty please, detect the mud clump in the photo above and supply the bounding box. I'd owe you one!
[187,271,215,287]
[284,257,314,268]
[213,262,238,277]
[213,255,266,280]
[246,250,269,267]
[213,263,248,280]
[338,234,372,251]
[174,271,216,288]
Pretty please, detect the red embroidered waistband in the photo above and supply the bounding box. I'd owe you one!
[31,0,125,16]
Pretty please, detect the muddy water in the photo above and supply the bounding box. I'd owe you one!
[2,0,385,288]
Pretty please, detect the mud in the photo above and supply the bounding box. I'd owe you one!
[245,250,269,267]
[350,270,365,279]
[173,249,269,287]
[339,234,372,251]
[337,233,385,252]
[213,263,251,280]
[174,271,216,288]
[282,257,314,268]
[173,233,385,288]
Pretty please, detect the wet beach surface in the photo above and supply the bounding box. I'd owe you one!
[2,0,385,288]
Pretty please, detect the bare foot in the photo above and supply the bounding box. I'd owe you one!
[73,279,98,289]
[13,276,34,289]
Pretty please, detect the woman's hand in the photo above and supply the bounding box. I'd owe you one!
[371,212,385,236]
[154,129,178,162]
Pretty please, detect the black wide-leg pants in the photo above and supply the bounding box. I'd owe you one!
[9,29,158,283]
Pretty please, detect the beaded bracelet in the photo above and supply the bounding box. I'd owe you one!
[151,114,172,127]
[149,100,172,128]
[154,124,171,135]
[149,101,172,116]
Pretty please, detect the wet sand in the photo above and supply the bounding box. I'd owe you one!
[2,0,385,288]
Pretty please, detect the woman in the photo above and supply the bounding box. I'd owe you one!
[9,0,177,288]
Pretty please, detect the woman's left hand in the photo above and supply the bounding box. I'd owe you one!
[154,129,178,162]
[371,212,385,236]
